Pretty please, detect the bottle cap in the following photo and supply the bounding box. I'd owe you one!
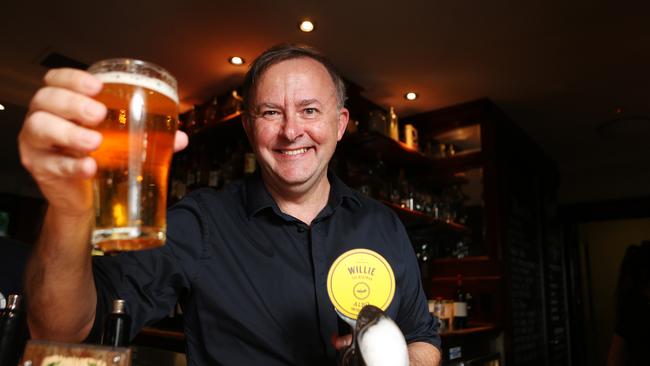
[112,299,126,314]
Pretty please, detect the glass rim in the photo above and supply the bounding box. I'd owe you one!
[87,58,177,91]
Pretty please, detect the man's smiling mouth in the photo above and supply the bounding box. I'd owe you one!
[279,147,310,156]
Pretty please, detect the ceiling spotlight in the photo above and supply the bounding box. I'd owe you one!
[405,92,418,101]
[0,104,5,111]
[228,56,245,66]
[299,20,315,33]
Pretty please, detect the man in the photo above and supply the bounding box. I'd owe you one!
[19,44,441,365]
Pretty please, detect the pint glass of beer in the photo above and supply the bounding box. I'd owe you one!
[88,59,178,252]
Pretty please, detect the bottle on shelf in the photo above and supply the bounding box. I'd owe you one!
[202,97,220,126]
[222,89,244,116]
[185,147,197,191]
[101,299,132,347]
[371,155,389,200]
[208,150,222,189]
[431,297,449,332]
[388,106,400,142]
[452,274,468,330]
[221,146,234,187]
[244,151,257,176]
[229,141,246,181]
[0,294,27,366]
[169,154,188,203]
[195,145,209,187]
[403,123,419,151]
[181,107,198,134]
[367,109,388,136]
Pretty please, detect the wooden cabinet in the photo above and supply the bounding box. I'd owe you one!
[403,99,568,365]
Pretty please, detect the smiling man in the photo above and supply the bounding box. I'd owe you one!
[20,44,441,365]
[242,51,349,224]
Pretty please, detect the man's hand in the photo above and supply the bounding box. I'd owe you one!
[19,68,106,216]
[332,334,353,350]
[18,68,188,216]
[407,341,441,366]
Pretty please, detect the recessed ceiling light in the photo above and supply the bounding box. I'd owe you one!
[299,20,315,33]
[0,104,5,111]
[405,92,418,101]
[229,56,245,66]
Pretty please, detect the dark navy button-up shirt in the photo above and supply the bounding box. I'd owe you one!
[89,172,440,365]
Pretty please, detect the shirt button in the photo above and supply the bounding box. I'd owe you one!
[297,225,307,233]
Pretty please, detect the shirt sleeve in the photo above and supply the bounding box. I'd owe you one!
[392,212,442,351]
[85,194,208,343]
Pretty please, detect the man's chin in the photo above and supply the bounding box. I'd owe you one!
[268,170,325,191]
[276,175,311,188]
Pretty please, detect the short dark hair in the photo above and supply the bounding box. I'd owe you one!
[242,43,347,113]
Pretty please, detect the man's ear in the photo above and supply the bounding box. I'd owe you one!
[337,108,350,141]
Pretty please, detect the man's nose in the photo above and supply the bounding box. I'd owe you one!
[281,112,305,141]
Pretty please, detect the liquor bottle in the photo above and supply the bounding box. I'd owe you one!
[388,106,399,142]
[452,275,468,330]
[202,97,220,126]
[208,150,222,189]
[170,154,188,203]
[0,294,27,366]
[101,299,131,347]
[367,109,388,136]
[244,151,257,176]
[221,146,234,187]
[195,145,209,187]
[371,155,388,200]
[183,106,198,134]
[222,89,244,116]
[229,142,246,180]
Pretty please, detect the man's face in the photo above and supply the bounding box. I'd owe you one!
[243,57,349,194]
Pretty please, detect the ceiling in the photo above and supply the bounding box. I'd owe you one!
[2,0,650,203]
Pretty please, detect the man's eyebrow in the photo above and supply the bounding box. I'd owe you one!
[254,102,281,111]
[297,99,321,107]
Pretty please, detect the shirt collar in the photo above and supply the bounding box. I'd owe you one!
[243,170,361,220]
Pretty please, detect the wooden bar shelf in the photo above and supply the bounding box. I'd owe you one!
[383,200,469,232]
[187,111,244,139]
[440,323,500,339]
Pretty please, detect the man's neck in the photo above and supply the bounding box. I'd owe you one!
[262,172,331,225]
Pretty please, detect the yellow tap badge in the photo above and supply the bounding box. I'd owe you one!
[327,248,396,320]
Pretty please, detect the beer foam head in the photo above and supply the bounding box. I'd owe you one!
[93,72,179,103]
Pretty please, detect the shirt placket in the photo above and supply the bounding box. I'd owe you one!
[309,218,339,360]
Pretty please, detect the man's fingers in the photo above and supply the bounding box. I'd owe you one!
[22,111,102,152]
[29,87,107,127]
[173,130,189,152]
[28,150,97,179]
[332,334,353,350]
[43,68,103,96]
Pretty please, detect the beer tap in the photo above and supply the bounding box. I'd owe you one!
[339,305,409,366]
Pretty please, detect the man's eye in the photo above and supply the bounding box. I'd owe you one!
[262,110,279,117]
[304,108,319,115]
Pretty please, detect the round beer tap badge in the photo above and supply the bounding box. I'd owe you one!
[327,248,396,320]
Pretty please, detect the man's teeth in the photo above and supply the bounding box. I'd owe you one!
[281,148,309,155]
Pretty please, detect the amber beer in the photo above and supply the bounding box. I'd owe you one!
[88,59,178,252]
